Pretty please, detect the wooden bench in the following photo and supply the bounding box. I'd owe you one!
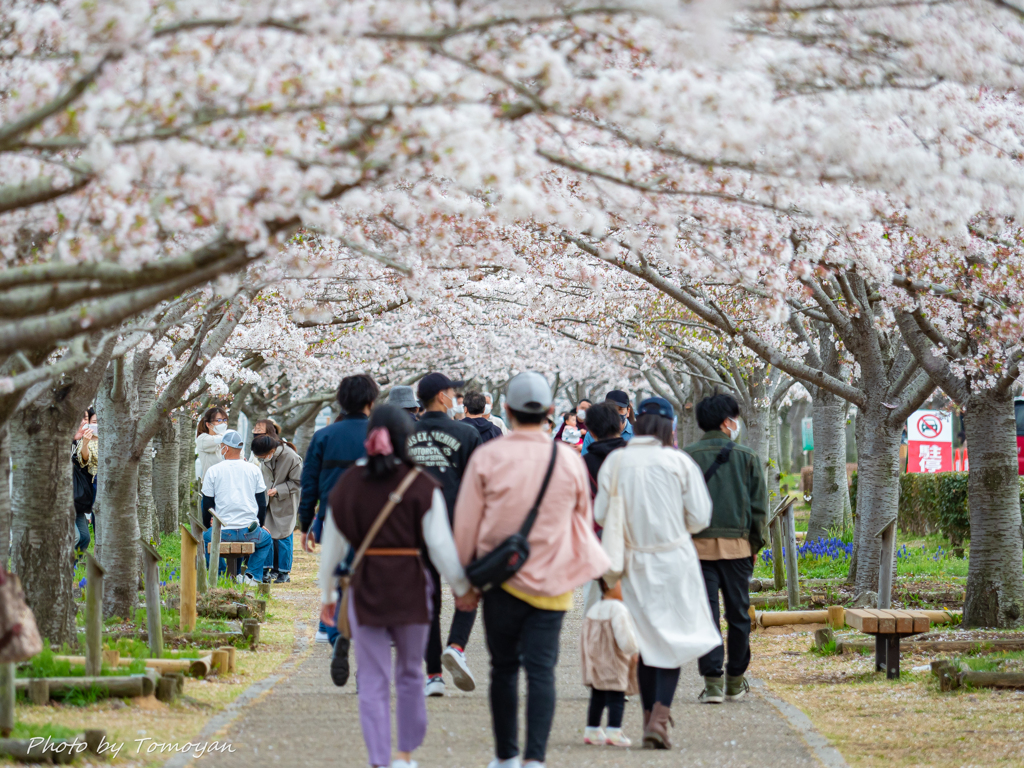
[205,541,256,577]
[845,608,931,679]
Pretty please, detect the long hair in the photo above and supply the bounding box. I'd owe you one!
[197,407,228,437]
[364,405,415,481]
[635,413,675,447]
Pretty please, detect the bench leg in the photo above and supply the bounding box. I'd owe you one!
[875,634,886,672]
[885,634,900,680]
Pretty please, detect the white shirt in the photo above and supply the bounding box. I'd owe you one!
[201,459,267,529]
[318,487,471,603]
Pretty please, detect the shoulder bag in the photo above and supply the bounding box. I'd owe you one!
[703,442,735,483]
[464,441,558,591]
[336,467,422,639]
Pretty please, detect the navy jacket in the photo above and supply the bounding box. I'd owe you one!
[297,414,369,533]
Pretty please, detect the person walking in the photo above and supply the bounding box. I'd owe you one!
[200,430,272,586]
[251,434,302,583]
[452,371,610,768]
[581,391,633,455]
[581,579,638,748]
[71,409,98,558]
[298,373,379,677]
[318,405,471,768]
[461,392,503,444]
[406,372,482,696]
[580,402,625,499]
[593,396,720,749]
[682,393,768,706]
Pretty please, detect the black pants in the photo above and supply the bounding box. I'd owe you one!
[425,561,477,675]
[637,657,680,710]
[698,556,753,678]
[482,587,564,763]
[588,689,625,728]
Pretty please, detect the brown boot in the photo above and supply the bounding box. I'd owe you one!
[642,702,673,749]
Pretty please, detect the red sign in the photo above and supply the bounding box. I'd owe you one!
[907,410,953,473]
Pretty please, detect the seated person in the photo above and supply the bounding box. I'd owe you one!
[201,429,272,586]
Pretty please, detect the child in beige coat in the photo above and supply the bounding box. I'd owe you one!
[581,580,639,747]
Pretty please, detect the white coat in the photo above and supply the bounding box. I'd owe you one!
[593,435,721,669]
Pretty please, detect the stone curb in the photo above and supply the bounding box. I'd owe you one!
[750,678,849,768]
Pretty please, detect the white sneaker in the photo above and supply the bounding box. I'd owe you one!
[486,759,521,768]
[314,630,329,644]
[583,726,606,745]
[441,646,476,692]
[391,761,418,768]
[425,676,445,697]
[236,573,259,587]
[605,727,631,747]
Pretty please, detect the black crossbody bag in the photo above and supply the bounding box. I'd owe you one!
[465,442,559,591]
[704,442,735,483]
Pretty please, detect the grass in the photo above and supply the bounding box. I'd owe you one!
[17,646,147,678]
[958,649,1024,671]
[104,637,200,659]
[9,722,80,740]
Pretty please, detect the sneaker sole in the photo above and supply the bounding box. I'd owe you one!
[441,652,476,692]
[426,689,445,697]
[726,690,747,701]
[700,695,725,704]
[330,638,350,687]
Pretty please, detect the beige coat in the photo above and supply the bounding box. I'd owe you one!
[580,598,639,693]
[258,445,303,539]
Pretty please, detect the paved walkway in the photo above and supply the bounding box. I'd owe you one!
[201,592,834,768]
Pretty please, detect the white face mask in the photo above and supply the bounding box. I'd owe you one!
[88,428,98,438]
[454,404,464,414]
[727,418,741,441]
[577,410,587,421]
[213,423,228,435]
[484,403,492,415]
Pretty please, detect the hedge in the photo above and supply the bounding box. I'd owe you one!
[850,471,1024,548]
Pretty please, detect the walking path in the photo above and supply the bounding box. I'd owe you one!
[200,592,842,768]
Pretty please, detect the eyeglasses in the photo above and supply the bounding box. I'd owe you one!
[210,418,227,424]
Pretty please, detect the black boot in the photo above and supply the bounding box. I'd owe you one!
[331,636,350,687]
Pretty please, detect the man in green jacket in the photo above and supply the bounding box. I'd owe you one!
[683,394,768,705]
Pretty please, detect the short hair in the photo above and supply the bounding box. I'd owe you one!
[464,392,487,416]
[635,413,674,447]
[336,374,379,414]
[251,435,280,457]
[585,402,622,440]
[578,399,592,407]
[507,407,547,426]
[695,393,740,432]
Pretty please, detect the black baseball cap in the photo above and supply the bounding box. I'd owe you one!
[606,390,630,408]
[417,372,465,404]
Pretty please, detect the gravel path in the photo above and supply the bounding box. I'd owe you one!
[202,591,829,768]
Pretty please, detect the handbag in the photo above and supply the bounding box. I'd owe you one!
[336,467,422,640]
[465,442,558,591]
[600,452,627,584]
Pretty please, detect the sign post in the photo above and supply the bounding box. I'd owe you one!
[907,410,953,474]
[801,417,813,467]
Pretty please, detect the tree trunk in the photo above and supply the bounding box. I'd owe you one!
[767,404,783,509]
[135,363,156,545]
[744,398,771,474]
[806,395,848,542]
[779,404,792,475]
[962,389,1024,627]
[850,407,902,596]
[152,416,179,534]
[0,429,10,569]
[96,368,143,620]
[177,411,195,526]
[293,415,317,459]
[9,408,77,646]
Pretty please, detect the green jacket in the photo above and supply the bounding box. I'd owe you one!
[682,431,768,553]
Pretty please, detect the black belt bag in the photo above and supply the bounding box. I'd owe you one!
[464,442,558,592]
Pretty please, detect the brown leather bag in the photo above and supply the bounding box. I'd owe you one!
[336,468,421,640]
[0,567,43,663]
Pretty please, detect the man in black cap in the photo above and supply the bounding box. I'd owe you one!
[407,372,482,697]
[581,389,634,456]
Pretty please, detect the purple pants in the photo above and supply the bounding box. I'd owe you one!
[349,597,430,767]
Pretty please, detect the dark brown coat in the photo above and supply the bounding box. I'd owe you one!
[329,463,439,626]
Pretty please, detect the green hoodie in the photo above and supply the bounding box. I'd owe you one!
[682,431,768,553]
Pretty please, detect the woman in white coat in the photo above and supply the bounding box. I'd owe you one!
[593,396,720,750]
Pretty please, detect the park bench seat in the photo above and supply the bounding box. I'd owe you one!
[845,608,932,679]
[205,541,256,577]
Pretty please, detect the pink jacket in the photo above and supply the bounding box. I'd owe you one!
[453,431,610,597]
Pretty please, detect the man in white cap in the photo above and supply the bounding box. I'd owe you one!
[452,372,610,768]
[201,429,272,586]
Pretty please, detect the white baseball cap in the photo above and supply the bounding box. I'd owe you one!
[505,372,552,414]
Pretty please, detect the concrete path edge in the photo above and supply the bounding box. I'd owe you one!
[750,678,849,768]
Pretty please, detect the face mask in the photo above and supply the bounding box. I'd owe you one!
[577,410,587,422]
[484,404,492,415]
[213,423,228,435]
[454,404,464,414]
[88,428,98,438]
[727,418,741,441]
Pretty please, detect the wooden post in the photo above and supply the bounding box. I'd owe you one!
[84,730,106,754]
[189,514,209,595]
[156,676,178,703]
[85,555,106,677]
[140,539,164,659]
[770,517,786,591]
[242,618,260,647]
[210,649,229,675]
[877,517,897,610]
[782,505,800,609]
[27,679,49,706]
[0,663,13,737]
[828,605,846,630]
[208,514,222,590]
[179,524,199,632]
[219,645,236,673]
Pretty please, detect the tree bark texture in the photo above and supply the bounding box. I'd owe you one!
[0,429,10,568]
[177,411,195,526]
[767,404,783,510]
[293,416,317,460]
[152,416,179,534]
[962,390,1024,628]
[806,396,848,542]
[135,362,156,545]
[9,406,78,645]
